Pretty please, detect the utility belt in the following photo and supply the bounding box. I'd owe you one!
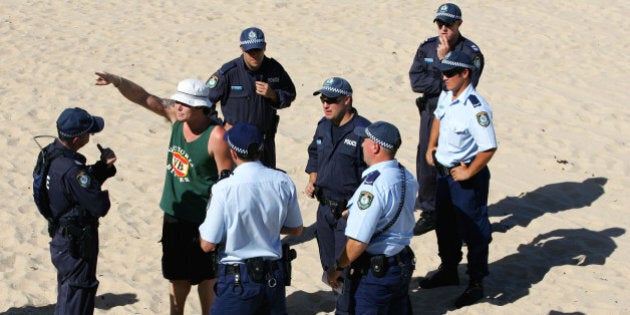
[56,218,99,260]
[314,187,347,219]
[221,258,282,288]
[349,246,415,279]
[434,159,454,177]
[434,158,472,177]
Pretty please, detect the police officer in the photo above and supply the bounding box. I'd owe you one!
[47,107,117,314]
[199,122,303,315]
[326,121,418,314]
[207,26,297,168]
[305,77,371,314]
[409,3,484,235]
[420,51,497,308]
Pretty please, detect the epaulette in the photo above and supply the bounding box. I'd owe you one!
[219,60,237,74]
[464,40,480,53]
[273,168,287,174]
[316,116,327,125]
[467,94,482,108]
[420,37,438,47]
[363,170,381,186]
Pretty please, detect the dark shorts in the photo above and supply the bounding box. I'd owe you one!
[161,213,216,284]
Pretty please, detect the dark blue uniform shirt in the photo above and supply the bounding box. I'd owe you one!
[409,35,484,104]
[305,111,371,201]
[47,139,115,222]
[207,56,296,134]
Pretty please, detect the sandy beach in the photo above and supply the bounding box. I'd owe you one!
[1,1,629,314]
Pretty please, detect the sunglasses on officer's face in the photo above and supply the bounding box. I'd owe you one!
[320,96,343,104]
[442,69,463,78]
[436,21,454,28]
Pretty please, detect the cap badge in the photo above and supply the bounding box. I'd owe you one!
[248,30,257,40]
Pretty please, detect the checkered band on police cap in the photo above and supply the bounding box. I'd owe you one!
[354,121,401,150]
[224,122,263,156]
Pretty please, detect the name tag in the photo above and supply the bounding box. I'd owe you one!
[268,77,280,83]
[424,58,434,63]
[231,85,243,91]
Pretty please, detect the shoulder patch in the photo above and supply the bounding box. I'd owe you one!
[473,55,482,70]
[219,60,237,74]
[468,94,481,108]
[363,170,381,185]
[476,111,491,127]
[76,171,91,188]
[357,191,374,210]
[206,75,218,89]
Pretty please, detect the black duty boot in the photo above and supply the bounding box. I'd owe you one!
[454,279,484,308]
[413,211,436,236]
[418,265,459,289]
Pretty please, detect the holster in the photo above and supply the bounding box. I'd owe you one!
[415,96,427,112]
[282,244,297,286]
[61,220,98,260]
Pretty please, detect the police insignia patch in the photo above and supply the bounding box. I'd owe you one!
[206,75,218,89]
[473,56,481,70]
[76,171,90,188]
[476,111,490,127]
[358,191,374,210]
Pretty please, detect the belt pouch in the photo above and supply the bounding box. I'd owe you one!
[246,258,265,283]
[370,255,388,278]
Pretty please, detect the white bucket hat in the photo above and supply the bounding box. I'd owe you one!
[170,78,213,107]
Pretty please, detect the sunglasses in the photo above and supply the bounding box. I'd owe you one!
[320,96,343,104]
[442,69,462,78]
[436,21,454,28]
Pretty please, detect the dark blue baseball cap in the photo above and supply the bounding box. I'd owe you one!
[312,77,353,98]
[354,121,401,150]
[224,122,263,155]
[56,107,104,138]
[240,27,266,51]
[437,51,474,72]
[434,3,462,24]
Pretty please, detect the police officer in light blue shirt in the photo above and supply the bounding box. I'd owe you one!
[326,121,418,315]
[409,3,484,236]
[199,122,303,315]
[419,51,497,308]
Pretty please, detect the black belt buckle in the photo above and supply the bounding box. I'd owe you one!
[224,264,240,275]
[434,159,451,176]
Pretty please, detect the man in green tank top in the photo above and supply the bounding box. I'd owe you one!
[95,72,233,315]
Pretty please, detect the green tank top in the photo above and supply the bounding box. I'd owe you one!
[159,121,218,223]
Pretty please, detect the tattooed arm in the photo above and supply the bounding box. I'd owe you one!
[95,71,177,123]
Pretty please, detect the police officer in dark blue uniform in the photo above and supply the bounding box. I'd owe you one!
[409,3,484,235]
[326,121,418,314]
[305,77,370,314]
[46,107,117,314]
[207,26,296,168]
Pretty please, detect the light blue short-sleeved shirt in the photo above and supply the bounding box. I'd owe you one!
[345,160,418,256]
[199,161,303,264]
[434,84,497,167]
